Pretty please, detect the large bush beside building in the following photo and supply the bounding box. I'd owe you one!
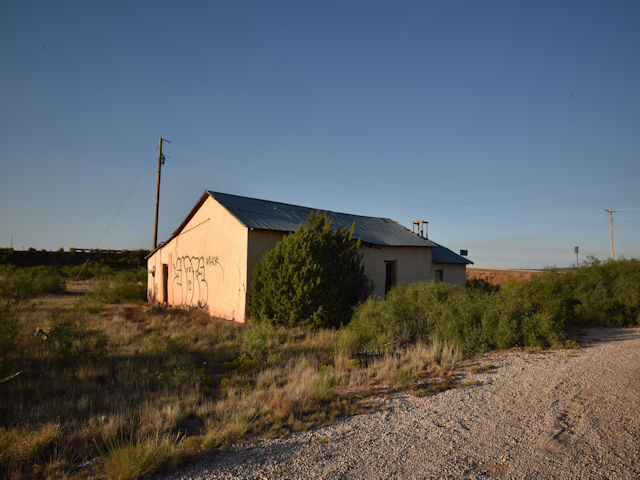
[249,211,368,328]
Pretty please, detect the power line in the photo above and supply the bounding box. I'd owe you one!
[614,222,625,257]
[165,152,607,225]
[168,139,559,213]
[95,146,157,249]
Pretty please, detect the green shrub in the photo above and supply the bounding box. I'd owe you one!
[249,211,368,329]
[348,279,569,353]
[84,278,147,306]
[570,258,640,327]
[480,280,565,349]
[430,288,487,350]
[242,321,275,360]
[347,282,467,352]
[0,266,65,299]
[40,312,109,362]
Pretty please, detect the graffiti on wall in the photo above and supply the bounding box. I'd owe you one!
[205,255,223,281]
[173,256,208,307]
[172,255,224,308]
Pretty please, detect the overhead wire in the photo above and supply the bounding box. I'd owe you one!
[95,146,158,249]
[165,148,607,224]
[168,139,554,213]
[165,154,535,219]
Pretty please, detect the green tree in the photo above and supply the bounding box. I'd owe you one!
[249,211,369,328]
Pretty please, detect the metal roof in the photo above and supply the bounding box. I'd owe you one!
[432,243,474,265]
[208,191,437,248]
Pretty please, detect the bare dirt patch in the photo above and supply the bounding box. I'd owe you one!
[164,327,640,480]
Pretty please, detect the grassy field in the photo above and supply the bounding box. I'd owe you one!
[0,267,463,480]
[2,258,639,479]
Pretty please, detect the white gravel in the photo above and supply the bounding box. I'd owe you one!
[163,327,640,479]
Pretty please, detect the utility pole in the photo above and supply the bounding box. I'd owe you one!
[603,207,640,261]
[605,209,615,260]
[154,137,170,249]
[605,208,617,260]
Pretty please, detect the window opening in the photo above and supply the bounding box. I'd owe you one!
[435,269,444,283]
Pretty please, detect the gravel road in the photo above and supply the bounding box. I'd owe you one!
[164,327,640,479]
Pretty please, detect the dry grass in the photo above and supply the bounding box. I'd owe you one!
[466,267,543,286]
[1,284,464,480]
[469,363,495,374]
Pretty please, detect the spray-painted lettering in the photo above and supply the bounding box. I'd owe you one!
[173,256,209,307]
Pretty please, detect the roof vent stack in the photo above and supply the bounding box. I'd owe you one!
[412,220,429,239]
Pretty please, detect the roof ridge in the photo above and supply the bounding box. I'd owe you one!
[207,190,395,222]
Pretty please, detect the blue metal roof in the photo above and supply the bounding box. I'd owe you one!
[208,191,437,248]
[432,243,474,265]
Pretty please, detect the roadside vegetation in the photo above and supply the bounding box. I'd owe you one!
[345,258,640,353]
[1,252,639,479]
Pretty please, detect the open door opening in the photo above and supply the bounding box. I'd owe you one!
[162,264,168,302]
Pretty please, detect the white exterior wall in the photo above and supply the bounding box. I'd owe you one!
[432,263,467,288]
[147,196,249,322]
[360,245,432,298]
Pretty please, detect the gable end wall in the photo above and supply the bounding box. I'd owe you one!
[147,196,249,322]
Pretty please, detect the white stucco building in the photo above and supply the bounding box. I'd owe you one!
[147,191,472,323]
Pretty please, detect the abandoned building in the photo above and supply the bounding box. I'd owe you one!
[147,191,472,323]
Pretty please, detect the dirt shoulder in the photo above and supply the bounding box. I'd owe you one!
[165,327,640,479]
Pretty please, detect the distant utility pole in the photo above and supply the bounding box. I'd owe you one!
[604,207,640,260]
[154,137,170,249]
[605,209,615,260]
[574,246,579,268]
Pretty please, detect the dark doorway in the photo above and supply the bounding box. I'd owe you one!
[162,264,168,301]
[385,261,397,294]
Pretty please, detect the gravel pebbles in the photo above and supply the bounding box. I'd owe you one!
[163,327,640,479]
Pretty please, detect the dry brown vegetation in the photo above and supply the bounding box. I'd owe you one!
[466,267,543,285]
[0,275,462,480]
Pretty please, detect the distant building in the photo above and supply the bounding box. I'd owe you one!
[147,191,472,323]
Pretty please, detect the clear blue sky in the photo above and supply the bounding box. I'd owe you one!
[1,0,639,268]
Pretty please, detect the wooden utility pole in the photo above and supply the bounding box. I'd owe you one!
[603,207,640,261]
[605,209,615,260]
[154,137,169,249]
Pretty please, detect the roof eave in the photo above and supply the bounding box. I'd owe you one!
[146,191,211,258]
